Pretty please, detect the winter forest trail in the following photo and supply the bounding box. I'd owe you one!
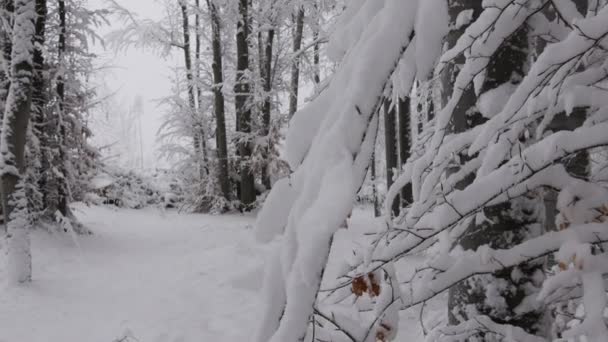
[0,205,265,342]
[0,205,433,342]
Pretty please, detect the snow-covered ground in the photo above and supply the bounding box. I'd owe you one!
[0,205,437,342]
[0,205,264,342]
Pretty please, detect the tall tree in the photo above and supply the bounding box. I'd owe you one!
[540,1,589,233]
[51,0,79,222]
[194,0,208,170]
[55,0,69,217]
[371,151,380,217]
[260,19,274,190]
[257,1,608,340]
[178,0,206,178]
[312,3,320,85]
[384,98,399,216]
[288,7,304,119]
[443,1,547,334]
[0,0,12,114]
[206,0,231,204]
[235,0,256,208]
[30,0,46,221]
[398,97,412,205]
[2,0,38,284]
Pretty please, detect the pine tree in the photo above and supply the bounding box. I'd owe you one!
[2,0,37,284]
[234,0,256,209]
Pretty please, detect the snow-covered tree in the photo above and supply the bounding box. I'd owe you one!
[255,0,608,341]
[109,0,335,212]
[1,0,37,284]
[0,0,106,284]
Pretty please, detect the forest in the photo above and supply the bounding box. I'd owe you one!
[1,0,608,341]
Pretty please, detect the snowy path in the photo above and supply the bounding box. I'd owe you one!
[0,205,266,342]
[0,205,438,342]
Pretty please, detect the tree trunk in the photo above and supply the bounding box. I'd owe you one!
[2,0,38,284]
[57,0,66,108]
[312,2,320,85]
[56,0,69,218]
[442,2,483,322]
[0,0,14,227]
[260,27,275,190]
[288,7,305,119]
[31,0,46,217]
[194,0,208,171]
[235,0,256,209]
[179,0,205,179]
[445,1,546,336]
[541,1,589,234]
[384,98,399,216]
[206,0,231,203]
[398,97,412,205]
[32,0,46,117]
[371,151,380,217]
[0,0,12,113]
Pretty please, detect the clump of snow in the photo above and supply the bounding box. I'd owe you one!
[455,9,475,29]
[254,177,296,243]
[476,82,518,119]
[415,0,448,79]
[90,173,114,190]
[326,0,385,62]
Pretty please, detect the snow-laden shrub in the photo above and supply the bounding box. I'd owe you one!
[88,167,183,209]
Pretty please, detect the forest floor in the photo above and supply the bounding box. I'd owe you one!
[0,204,439,342]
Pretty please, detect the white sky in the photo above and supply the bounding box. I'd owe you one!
[88,0,176,169]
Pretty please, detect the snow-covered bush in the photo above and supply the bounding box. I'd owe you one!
[88,167,182,209]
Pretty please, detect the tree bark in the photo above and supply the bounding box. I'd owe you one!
[235,0,256,209]
[206,0,231,203]
[32,1,46,142]
[445,1,546,336]
[179,0,205,179]
[288,7,305,119]
[0,0,14,226]
[398,97,412,205]
[371,151,380,217]
[541,1,589,233]
[53,0,74,219]
[384,98,399,216]
[260,27,274,190]
[25,0,49,223]
[194,0,208,170]
[312,2,320,85]
[57,0,66,103]
[0,0,12,113]
[2,0,38,284]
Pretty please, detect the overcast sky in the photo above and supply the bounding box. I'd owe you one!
[88,0,176,169]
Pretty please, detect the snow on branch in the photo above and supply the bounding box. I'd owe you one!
[426,315,546,342]
[255,0,420,341]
